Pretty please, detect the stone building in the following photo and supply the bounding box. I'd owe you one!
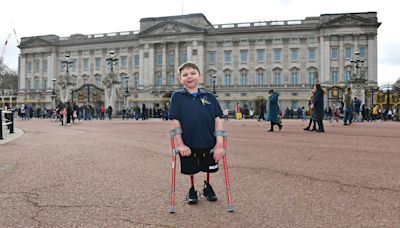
[17,12,380,115]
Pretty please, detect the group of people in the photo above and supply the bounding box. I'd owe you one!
[55,100,113,125]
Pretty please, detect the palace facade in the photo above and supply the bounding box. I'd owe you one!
[17,12,381,114]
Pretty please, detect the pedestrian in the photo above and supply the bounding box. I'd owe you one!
[267,89,282,132]
[168,61,225,205]
[223,107,229,121]
[343,87,353,125]
[100,104,106,120]
[258,101,266,121]
[107,105,113,120]
[312,83,325,132]
[304,90,317,131]
[249,108,254,119]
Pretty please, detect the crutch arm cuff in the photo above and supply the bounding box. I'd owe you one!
[214,130,227,137]
[170,128,183,136]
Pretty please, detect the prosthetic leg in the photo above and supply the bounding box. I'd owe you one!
[169,129,179,213]
[214,130,235,212]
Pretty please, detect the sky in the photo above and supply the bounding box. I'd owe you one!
[1,0,399,85]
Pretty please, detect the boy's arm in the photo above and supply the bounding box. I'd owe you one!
[213,117,224,162]
[171,119,191,157]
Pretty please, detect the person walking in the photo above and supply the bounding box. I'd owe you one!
[304,90,317,131]
[267,89,282,132]
[312,83,325,132]
[343,87,353,125]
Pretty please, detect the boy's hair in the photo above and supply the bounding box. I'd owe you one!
[177,61,201,76]
[268,89,274,94]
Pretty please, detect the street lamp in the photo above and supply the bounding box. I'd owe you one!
[61,54,74,74]
[211,74,217,96]
[349,51,366,83]
[124,75,130,109]
[52,78,57,108]
[106,51,118,73]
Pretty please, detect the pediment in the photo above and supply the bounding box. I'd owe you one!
[139,20,205,36]
[321,14,380,28]
[19,37,54,48]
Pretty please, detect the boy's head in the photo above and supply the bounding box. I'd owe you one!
[177,61,203,92]
[268,89,274,95]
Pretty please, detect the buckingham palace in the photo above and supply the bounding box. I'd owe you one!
[17,12,380,114]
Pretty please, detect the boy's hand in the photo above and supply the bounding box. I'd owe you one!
[213,144,224,162]
[177,144,191,157]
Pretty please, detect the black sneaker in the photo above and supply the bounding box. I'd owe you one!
[202,181,217,201]
[186,187,198,205]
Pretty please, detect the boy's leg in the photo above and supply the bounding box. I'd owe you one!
[203,172,217,201]
[187,175,198,204]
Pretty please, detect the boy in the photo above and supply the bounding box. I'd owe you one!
[168,61,225,205]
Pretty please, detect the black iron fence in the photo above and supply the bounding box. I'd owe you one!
[0,108,14,140]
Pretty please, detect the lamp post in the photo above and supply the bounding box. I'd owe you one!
[61,54,73,74]
[106,51,118,73]
[124,75,130,109]
[349,50,367,105]
[211,74,217,96]
[52,78,57,108]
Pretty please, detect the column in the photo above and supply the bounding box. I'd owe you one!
[174,42,179,68]
[319,36,330,83]
[148,43,155,86]
[368,33,378,83]
[19,55,26,92]
[139,44,145,87]
[197,41,205,76]
[187,41,193,62]
[338,36,344,83]
[162,43,167,85]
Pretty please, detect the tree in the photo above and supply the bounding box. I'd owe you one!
[0,60,18,95]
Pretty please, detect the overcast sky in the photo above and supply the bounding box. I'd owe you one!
[1,0,399,85]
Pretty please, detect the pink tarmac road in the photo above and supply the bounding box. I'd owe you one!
[1,119,400,227]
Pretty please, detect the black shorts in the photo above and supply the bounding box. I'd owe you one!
[180,148,219,175]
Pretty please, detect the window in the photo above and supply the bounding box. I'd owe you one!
[43,79,47,90]
[156,73,162,86]
[274,49,281,62]
[208,75,214,86]
[291,49,299,62]
[96,77,101,87]
[359,47,366,58]
[35,60,40,73]
[256,73,264,86]
[309,72,317,85]
[291,72,298,85]
[122,77,129,89]
[70,60,76,72]
[345,70,351,83]
[34,78,40,90]
[134,55,140,67]
[27,62,32,73]
[168,74,175,85]
[120,56,127,69]
[240,50,248,63]
[156,54,162,65]
[224,74,232,86]
[83,58,89,71]
[331,47,338,59]
[59,62,64,72]
[134,76,139,88]
[273,72,281,85]
[331,71,338,84]
[256,50,265,62]
[27,80,31,90]
[240,73,248,86]
[291,101,299,109]
[182,51,187,64]
[95,57,101,70]
[168,53,175,65]
[43,60,48,73]
[308,48,316,61]
[345,47,352,60]
[224,50,232,64]
[208,52,216,64]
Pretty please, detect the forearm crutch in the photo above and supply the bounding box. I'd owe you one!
[215,130,235,212]
[169,129,180,213]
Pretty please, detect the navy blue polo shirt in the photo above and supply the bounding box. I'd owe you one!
[169,88,223,150]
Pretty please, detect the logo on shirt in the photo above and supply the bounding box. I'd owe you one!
[200,97,211,105]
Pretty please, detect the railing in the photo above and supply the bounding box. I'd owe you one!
[0,108,15,140]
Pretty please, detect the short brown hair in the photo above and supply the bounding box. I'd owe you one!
[177,61,201,76]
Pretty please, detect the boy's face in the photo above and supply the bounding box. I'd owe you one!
[178,67,202,91]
